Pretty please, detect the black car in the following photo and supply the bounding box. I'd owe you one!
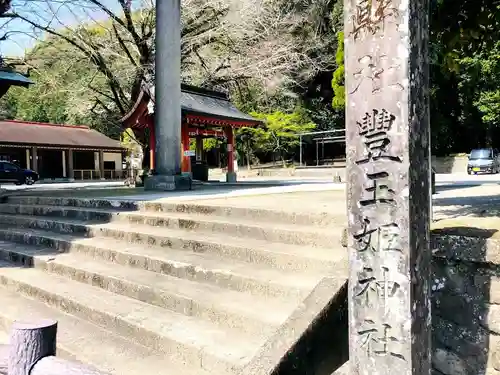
[467,148,500,174]
[0,161,39,185]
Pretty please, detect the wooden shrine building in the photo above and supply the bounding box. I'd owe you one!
[0,120,124,181]
[121,84,262,182]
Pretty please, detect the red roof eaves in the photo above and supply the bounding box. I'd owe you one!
[185,114,260,128]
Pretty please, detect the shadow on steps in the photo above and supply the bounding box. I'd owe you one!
[241,280,349,375]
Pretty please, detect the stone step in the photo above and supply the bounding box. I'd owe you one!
[0,206,340,248]
[0,227,327,299]
[0,213,344,273]
[0,285,213,375]
[6,195,343,227]
[0,261,261,374]
[0,239,295,337]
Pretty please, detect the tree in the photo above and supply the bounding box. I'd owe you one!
[469,41,500,146]
[427,0,500,154]
[331,31,344,110]
[251,110,316,165]
[5,0,230,131]
[236,127,267,169]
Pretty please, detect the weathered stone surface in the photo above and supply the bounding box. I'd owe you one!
[432,348,469,375]
[481,305,500,334]
[432,317,488,372]
[144,174,192,192]
[432,234,500,264]
[489,336,500,371]
[488,277,500,304]
[6,195,346,228]
[344,0,431,373]
[0,191,349,375]
[240,279,348,375]
[31,356,109,375]
[431,250,500,375]
[153,0,182,177]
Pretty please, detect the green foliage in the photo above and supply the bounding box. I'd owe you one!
[477,91,500,126]
[0,30,124,138]
[235,126,268,168]
[3,0,500,158]
[331,31,345,110]
[203,138,221,151]
[250,110,316,164]
[472,42,500,130]
[428,0,500,154]
[121,128,142,155]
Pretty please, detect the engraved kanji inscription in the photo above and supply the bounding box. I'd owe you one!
[350,0,399,41]
[358,319,405,360]
[353,218,402,254]
[356,266,401,305]
[360,172,396,206]
[356,108,401,164]
[350,53,404,95]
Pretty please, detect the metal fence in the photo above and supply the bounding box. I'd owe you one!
[73,170,133,181]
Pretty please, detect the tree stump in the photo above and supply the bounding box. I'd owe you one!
[8,320,57,375]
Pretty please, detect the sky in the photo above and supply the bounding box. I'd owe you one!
[0,0,124,57]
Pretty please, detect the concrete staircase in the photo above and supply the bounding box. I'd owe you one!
[0,194,348,374]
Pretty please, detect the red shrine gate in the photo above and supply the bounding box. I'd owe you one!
[121,85,261,181]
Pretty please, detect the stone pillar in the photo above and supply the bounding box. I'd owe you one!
[145,0,190,191]
[62,150,66,178]
[195,136,203,162]
[344,0,431,374]
[31,147,38,173]
[99,150,105,180]
[25,149,30,170]
[225,126,236,183]
[67,149,74,181]
[94,152,99,173]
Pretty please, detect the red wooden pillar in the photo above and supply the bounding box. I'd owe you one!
[225,126,236,182]
[181,123,191,173]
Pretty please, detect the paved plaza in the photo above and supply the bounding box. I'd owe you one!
[10,176,500,223]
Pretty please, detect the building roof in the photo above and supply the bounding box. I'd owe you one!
[0,70,33,87]
[180,85,260,124]
[0,120,122,150]
[121,84,262,129]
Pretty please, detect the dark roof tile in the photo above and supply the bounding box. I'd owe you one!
[147,84,261,124]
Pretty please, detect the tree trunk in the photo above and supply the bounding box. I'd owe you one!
[486,125,493,147]
[246,150,251,170]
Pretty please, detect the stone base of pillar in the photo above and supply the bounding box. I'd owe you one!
[226,172,237,183]
[144,174,192,191]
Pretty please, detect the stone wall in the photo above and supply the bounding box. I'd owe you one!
[333,227,500,375]
[432,156,468,174]
[432,228,500,375]
[431,258,497,374]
